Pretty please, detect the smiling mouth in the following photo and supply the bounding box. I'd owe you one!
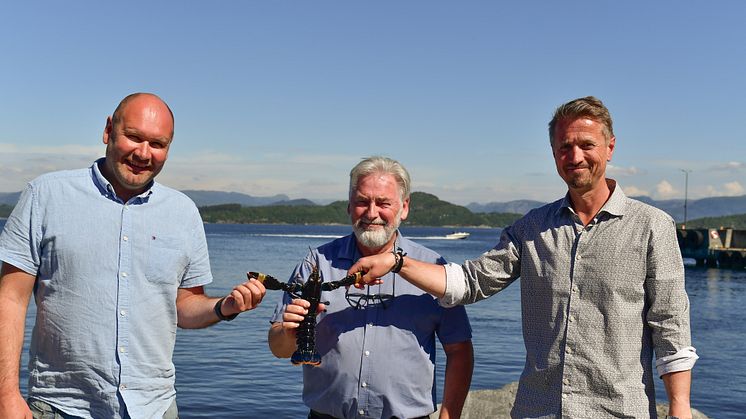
[360,220,386,229]
[126,161,150,173]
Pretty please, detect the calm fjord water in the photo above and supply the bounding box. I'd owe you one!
[13,222,745,418]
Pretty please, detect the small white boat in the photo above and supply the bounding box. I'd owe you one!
[445,231,470,240]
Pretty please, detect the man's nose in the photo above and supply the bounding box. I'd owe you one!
[365,203,379,219]
[133,142,151,161]
[567,146,583,164]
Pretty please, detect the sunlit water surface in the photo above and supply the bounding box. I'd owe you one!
[12,223,743,418]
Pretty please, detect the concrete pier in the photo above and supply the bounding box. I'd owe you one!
[429,382,710,418]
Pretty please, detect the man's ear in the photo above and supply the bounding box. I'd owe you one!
[103,116,114,145]
[400,197,410,221]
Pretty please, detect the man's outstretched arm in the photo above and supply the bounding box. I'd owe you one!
[176,278,266,329]
[348,253,448,298]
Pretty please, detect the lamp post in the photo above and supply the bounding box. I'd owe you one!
[680,169,691,229]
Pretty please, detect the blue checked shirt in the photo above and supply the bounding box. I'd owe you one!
[0,159,212,418]
[271,233,472,419]
[442,181,697,418]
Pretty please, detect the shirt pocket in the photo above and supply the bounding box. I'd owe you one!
[145,235,189,285]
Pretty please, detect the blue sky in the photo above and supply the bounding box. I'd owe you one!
[1,1,744,205]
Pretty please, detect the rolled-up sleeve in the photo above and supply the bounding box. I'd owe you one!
[645,217,698,375]
[440,227,521,307]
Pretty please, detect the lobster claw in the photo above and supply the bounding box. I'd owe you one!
[248,272,291,291]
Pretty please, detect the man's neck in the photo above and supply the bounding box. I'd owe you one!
[97,159,147,202]
[568,179,614,226]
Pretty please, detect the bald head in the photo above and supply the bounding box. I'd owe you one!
[111,93,174,139]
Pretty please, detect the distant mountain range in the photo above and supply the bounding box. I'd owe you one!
[467,200,546,215]
[0,192,21,206]
[2,189,746,223]
[180,190,314,207]
[467,194,746,222]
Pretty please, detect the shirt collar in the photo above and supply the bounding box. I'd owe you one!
[557,178,627,218]
[91,158,154,203]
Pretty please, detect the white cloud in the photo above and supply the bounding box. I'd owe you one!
[704,181,745,197]
[709,161,745,172]
[621,185,649,197]
[723,181,745,196]
[0,143,101,156]
[655,180,678,199]
[606,164,639,177]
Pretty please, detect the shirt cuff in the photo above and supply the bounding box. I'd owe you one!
[439,263,467,308]
[656,346,699,377]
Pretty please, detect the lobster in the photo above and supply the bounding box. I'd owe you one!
[248,266,363,366]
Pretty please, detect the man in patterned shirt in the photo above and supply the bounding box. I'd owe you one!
[350,97,697,418]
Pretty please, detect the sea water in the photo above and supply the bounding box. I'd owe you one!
[11,222,745,418]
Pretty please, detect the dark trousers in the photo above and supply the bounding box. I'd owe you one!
[308,409,429,419]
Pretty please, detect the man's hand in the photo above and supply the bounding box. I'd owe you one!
[347,253,393,288]
[279,298,327,331]
[221,278,267,316]
[268,298,326,358]
[0,392,32,419]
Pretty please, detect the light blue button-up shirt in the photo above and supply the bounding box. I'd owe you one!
[0,159,212,418]
[271,233,472,419]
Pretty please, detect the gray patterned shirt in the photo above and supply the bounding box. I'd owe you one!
[442,181,697,418]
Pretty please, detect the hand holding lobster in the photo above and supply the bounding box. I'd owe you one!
[250,267,363,366]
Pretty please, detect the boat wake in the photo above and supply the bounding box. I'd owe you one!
[257,234,343,239]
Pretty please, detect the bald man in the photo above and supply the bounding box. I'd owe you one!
[0,93,266,419]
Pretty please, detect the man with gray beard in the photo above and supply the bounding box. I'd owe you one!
[268,156,473,419]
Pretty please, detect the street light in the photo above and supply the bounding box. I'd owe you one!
[680,169,692,229]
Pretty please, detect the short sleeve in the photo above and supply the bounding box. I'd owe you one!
[0,184,40,275]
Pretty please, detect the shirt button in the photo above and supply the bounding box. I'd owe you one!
[121,272,128,277]
[563,378,570,385]
[568,315,575,323]
[119,346,125,353]
[562,393,568,399]
[120,384,126,391]
[122,235,129,241]
[364,350,370,357]
[361,382,368,388]
[367,322,373,327]
[120,310,126,316]
[566,346,573,354]
[358,409,365,415]
[576,255,582,261]
[572,286,579,293]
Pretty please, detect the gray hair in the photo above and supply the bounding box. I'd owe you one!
[349,156,411,202]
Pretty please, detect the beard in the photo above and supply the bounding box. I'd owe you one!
[352,210,402,249]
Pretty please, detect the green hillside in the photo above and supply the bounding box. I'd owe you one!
[199,191,522,227]
[681,213,746,229]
